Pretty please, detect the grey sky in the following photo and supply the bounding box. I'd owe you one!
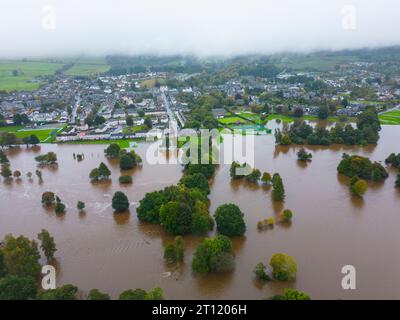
[1,0,399,58]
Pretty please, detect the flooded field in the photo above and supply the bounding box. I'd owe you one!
[1,123,400,299]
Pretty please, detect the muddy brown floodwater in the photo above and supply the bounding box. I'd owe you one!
[1,123,400,299]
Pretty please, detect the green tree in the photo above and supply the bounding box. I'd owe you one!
[396,171,400,188]
[119,175,132,184]
[112,191,130,212]
[37,229,57,261]
[337,154,388,181]
[261,172,272,184]
[87,289,111,300]
[54,202,66,214]
[350,177,368,197]
[179,173,210,194]
[144,116,153,129]
[269,253,298,281]
[0,149,9,164]
[119,288,147,300]
[318,106,329,120]
[246,169,261,183]
[280,209,293,223]
[98,162,111,179]
[0,275,37,300]
[38,284,78,300]
[268,288,311,300]
[136,190,167,223]
[164,236,185,263]
[104,143,120,159]
[77,201,85,211]
[145,287,164,300]
[126,115,134,126]
[214,203,246,236]
[1,234,41,278]
[1,163,12,179]
[192,235,234,274]
[272,173,285,201]
[120,154,134,170]
[164,243,177,263]
[160,201,192,235]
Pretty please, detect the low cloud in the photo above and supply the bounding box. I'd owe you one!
[1,0,399,58]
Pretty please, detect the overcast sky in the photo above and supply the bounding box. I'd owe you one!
[1,0,399,58]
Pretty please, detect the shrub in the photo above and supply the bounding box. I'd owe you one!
[269,253,298,281]
[87,289,110,300]
[192,235,234,274]
[254,262,271,282]
[119,175,133,184]
[280,209,293,223]
[41,192,55,206]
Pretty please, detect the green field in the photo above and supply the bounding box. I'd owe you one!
[64,58,110,76]
[0,61,64,91]
[122,125,148,134]
[0,125,64,142]
[61,138,145,148]
[379,110,400,125]
[218,116,249,125]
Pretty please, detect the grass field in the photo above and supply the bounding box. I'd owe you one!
[122,125,148,134]
[379,110,400,125]
[0,125,65,142]
[140,78,166,88]
[0,60,64,91]
[218,117,249,125]
[64,58,110,76]
[61,138,145,148]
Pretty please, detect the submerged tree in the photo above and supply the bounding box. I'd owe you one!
[272,173,285,201]
[37,229,57,261]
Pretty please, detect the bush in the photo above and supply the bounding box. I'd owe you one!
[261,172,272,184]
[254,262,271,282]
[87,289,110,300]
[164,236,185,263]
[269,253,298,281]
[337,154,388,181]
[41,192,55,206]
[192,235,234,274]
[268,288,311,300]
[160,202,192,235]
[38,284,78,300]
[179,173,210,194]
[54,202,66,214]
[280,209,293,223]
[77,201,85,211]
[350,177,368,197]
[119,288,164,300]
[214,203,246,236]
[104,143,120,159]
[119,175,133,184]
[112,191,130,212]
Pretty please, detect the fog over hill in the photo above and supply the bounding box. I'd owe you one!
[1,0,399,58]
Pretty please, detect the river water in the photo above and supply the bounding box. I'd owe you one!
[1,122,399,299]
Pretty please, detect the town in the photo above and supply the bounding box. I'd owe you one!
[1,50,400,147]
